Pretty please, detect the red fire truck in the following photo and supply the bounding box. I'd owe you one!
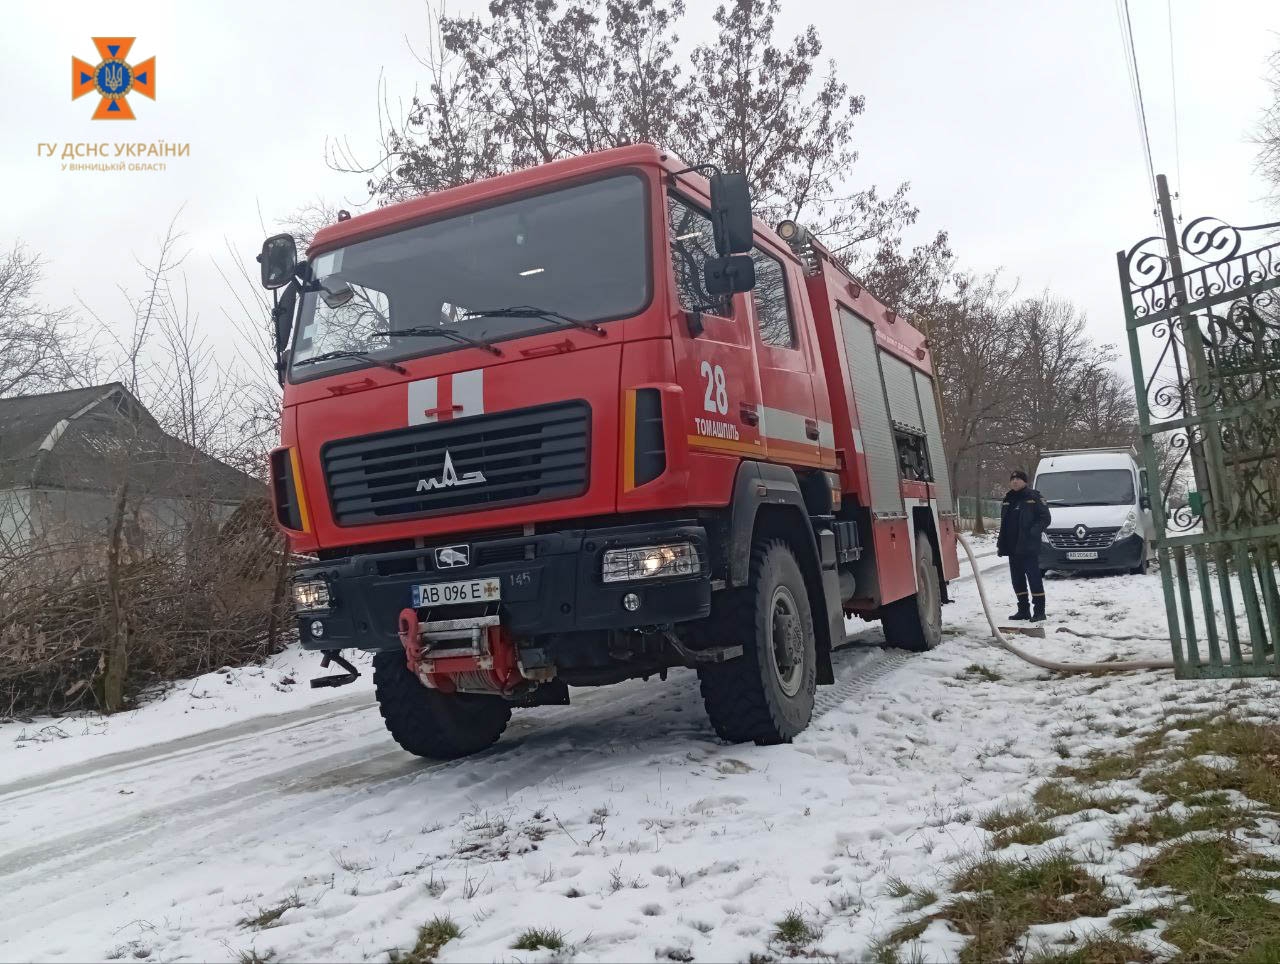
[260,144,959,759]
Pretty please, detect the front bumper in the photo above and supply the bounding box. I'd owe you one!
[1040,534,1145,571]
[292,521,712,651]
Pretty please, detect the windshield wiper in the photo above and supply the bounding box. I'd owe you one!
[464,305,606,337]
[371,326,504,356]
[293,350,408,375]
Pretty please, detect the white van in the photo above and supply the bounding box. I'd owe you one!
[1033,447,1156,576]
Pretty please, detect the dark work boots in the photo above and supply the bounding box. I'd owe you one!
[1031,595,1046,623]
[1009,595,1031,621]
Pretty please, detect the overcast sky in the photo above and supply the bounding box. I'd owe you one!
[4,0,1277,384]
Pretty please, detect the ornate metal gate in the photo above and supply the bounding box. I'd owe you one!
[1118,176,1280,677]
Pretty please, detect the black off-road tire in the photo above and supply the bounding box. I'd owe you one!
[372,651,511,759]
[697,538,817,745]
[881,533,943,652]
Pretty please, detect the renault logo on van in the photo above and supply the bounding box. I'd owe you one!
[417,450,486,492]
[1074,525,1088,540]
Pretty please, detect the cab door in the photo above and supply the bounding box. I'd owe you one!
[665,191,765,466]
[749,244,826,469]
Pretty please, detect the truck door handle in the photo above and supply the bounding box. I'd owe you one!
[739,405,760,426]
[805,418,820,441]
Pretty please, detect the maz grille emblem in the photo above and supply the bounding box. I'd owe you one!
[416,450,486,492]
[434,545,470,568]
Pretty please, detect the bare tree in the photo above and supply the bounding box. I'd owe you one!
[1258,46,1280,202]
[0,243,98,397]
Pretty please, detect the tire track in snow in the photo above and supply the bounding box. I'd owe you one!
[0,682,647,881]
[0,645,919,895]
[815,646,917,717]
[0,691,374,802]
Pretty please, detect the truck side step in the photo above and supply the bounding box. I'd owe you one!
[310,650,361,688]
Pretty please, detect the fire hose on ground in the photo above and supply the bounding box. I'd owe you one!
[956,533,1176,674]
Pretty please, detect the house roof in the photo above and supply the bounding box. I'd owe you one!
[0,383,262,502]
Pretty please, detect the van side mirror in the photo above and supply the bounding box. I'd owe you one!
[258,234,298,290]
[709,173,754,255]
[704,254,755,297]
[1140,495,1151,510]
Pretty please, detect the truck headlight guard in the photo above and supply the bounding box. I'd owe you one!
[601,543,701,583]
[292,578,332,614]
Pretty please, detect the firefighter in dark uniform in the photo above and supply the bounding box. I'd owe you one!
[997,470,1053,621]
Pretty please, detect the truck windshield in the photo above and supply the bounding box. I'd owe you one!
[289,174,649,378]
[1037,469,1136,506]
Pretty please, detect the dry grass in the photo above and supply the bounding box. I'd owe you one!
[390,916,461,963]
[0,496,288,717]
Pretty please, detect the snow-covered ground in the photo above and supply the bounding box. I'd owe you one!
[2,549,1275,963]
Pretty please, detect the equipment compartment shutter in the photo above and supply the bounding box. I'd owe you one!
[837,308,901,513]
[914,369,954,512]
[880,351,925,434]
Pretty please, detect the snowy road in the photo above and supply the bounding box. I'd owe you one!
[4,539,1200,964]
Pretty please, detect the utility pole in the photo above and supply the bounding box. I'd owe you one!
[1156,174,1218,533]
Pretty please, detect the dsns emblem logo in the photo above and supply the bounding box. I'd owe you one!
[72,37,156,120]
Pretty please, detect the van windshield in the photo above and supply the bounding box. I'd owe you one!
[1037,469,1136,506]
[289,174,650,379]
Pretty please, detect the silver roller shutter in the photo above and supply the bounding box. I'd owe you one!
[880,351,925,434]
[837,308,902,513]
[914,369,954,512]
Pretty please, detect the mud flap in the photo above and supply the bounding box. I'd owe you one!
[818,565,842,685]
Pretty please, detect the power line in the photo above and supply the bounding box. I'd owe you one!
[1123,0,1159,201]
[1166,0,1184,221]
[1112,0,1157,206]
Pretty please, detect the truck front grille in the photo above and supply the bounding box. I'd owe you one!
[322,401,590,525]
[1047,527,1119,550]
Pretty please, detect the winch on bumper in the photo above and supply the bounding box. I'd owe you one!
[291,521,713,652]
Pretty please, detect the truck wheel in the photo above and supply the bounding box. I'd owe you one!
[697,538,817,745]
[881,533,943,652]
[1130,544,1150,575]
[372,651,511,760]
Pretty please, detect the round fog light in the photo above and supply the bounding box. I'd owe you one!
[310,620,325,638]
[622,592,641,612]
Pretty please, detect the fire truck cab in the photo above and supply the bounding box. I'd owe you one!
[261,144,958,759]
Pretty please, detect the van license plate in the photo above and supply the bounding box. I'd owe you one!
[412,577,501,608]
[1066,551,1099,561]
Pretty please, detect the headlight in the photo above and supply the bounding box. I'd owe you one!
[602,543,701,583]
[1116,511,1138,540]
[1041,531,1051,543]
[292,579,331,613]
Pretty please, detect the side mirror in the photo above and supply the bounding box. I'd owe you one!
[258,234,298,290]
[709,172,753,255]
[1140,495,1151,510]
[704,254,756,297]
